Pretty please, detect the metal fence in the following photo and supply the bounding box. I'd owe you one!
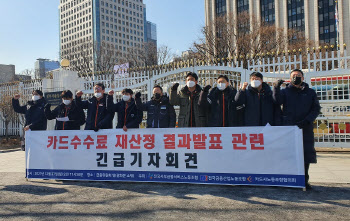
[1,50,350,147]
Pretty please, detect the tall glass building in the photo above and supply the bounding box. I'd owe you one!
[59,0,154,70]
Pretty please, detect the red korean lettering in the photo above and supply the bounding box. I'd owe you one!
[250,133,264,150]
[115,135,128,149]
[70,136,81,149]
[96,135,108,149]
[232,134,247,150]
[209,134,223,149]
[47,136,58,149]
[178,134,191,149]
[143,134,155,149]
[129,134,142,149]
[164,134,175,149]
[58,136,69,149]
[83,135,94,149]
[193,134,207,149]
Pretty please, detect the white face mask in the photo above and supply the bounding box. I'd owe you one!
[94,92,102,98]
[122,95,131,102]
[32,95,40,101]
[187,80,196,88]
[251,80,262,88]
[217,83,227,91]
[63,99,72,105]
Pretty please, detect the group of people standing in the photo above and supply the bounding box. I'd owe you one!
[12,69,320,189]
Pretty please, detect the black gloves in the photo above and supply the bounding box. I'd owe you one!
[203,85,211,92]
[171,83,179,91]
[135,92,141,99]
[275,79,285,88]
[94,127,99,132]
[297,120,310,129]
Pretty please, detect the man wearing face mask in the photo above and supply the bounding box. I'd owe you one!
[75,83,114,131]
[170,72,208,127]
[235,72,281,126]
[44,90,85,130]
[199,75,238,127]
[135,85,176,128]
[107,88,143,132]
[273,69,321,190]
[12,90,48,132]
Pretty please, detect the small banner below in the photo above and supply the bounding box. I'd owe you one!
[26,126,305,188]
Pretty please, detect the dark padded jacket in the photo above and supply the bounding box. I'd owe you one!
[44,101,85,130]
[170,85,208,127]
[75,94,113,130]
[273,83,321,163]
[136,95,176,128]
[12,98,47,131]
[235,82,281,126]
[107,96,143,129]
[198,86,238,127]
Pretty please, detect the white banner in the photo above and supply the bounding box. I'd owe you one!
[26,126,305,188]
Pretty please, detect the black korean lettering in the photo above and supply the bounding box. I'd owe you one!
[148,153,160,168]
[96,153,107,167]
[166,152,178,168]
[113,153,125,167]
[185,153,198,169]
[130,153,142,167]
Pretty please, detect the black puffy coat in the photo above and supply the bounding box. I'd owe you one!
[235,82,281,126]
[273,83,321,163]
[12,98,47,131]
[199,86,238,127]
[75,94,113,130]
[44,101,85,130]
[170,85,208,127]
[109,97,143,129]
[136,95,176,128]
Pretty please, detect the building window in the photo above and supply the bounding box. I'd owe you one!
[215,0,226,16]
[287,0,305,32]
[261,0,275,25]
[237,0,249,13]
[318,0,337,45]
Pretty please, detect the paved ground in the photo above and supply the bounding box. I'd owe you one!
[0,149,350,220]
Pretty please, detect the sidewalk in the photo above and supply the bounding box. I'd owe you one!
[0,149,349,184]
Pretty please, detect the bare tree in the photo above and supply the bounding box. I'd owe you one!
[62,40,123,74]
[193,12,312,68]
[126,42,158,68]
[16,69,34,81]
[157,45,175,65]
[0,95,18,141]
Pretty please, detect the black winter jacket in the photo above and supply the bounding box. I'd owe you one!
[235,82,281,126]
[12,98,47,131]
[198,86,238,127]
[44,101,85,130]
[75,94,113,130]
[108,96,143,129]
[273,82,321,163]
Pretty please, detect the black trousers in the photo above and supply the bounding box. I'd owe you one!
[305,163,310,184]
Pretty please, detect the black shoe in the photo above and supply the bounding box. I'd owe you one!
[306,183,312,190]
[21,146,25,151]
